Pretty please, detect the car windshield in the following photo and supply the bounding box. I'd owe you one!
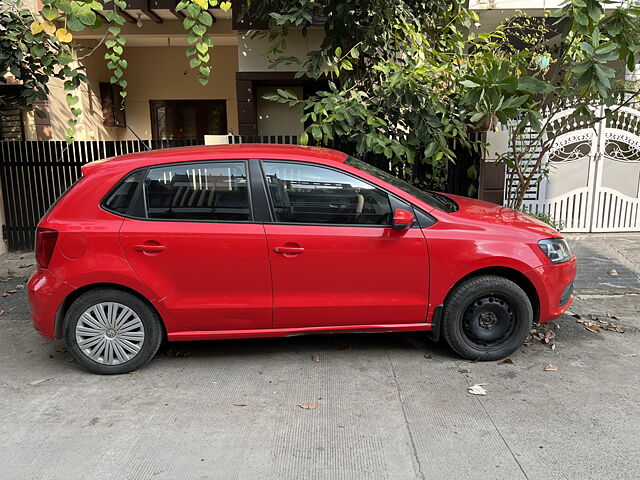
[345,156,458,212]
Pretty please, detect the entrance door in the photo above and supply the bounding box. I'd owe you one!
[260,161,430,328]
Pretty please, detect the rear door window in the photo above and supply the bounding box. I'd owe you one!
[144,161,251,222]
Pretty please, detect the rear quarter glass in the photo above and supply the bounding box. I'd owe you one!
[101,170,145,217]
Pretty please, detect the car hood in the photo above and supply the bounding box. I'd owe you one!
[440,193,561,238]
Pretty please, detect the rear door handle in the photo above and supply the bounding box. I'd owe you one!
[133,244,166,253]
[274,246,305,255]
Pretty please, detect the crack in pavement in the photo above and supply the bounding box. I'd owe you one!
[387,353,425,480]
[455,360,530,480]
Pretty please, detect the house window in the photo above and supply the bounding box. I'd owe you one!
[149,100,227,140]
[0,86,26,141]
[0,107,25,141]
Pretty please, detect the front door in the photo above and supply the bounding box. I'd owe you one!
[120,160,272,331]
[260,161,429,328]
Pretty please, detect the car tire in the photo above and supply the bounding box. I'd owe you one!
[442,275,533,361]
[64,288,163,374]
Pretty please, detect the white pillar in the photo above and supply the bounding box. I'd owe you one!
[204,135,230,145]
[625,61,640,82]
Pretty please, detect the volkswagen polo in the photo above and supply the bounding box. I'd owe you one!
[28,144,576,374]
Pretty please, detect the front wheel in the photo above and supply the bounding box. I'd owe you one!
[442,275,533,361]
[64,288,163,374]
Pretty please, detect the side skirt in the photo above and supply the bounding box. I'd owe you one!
[168,323,432,341]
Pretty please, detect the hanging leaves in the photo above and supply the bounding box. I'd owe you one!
[103,0,128,105]
[176,0,229,86]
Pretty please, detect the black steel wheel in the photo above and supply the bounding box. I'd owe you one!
[442,275,533,361]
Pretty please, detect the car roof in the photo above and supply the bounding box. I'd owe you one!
[82,144,348,176]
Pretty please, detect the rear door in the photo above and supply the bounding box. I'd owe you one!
[260,160,430,328]
[119,160,272,332]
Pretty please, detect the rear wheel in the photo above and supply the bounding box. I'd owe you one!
[64,288,163,374]
[442,275,533,361]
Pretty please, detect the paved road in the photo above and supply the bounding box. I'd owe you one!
[1,238,639,479]
[567,233,640,292]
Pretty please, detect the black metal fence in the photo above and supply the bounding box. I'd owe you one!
[0,139,204,251]
[0,134,479,251]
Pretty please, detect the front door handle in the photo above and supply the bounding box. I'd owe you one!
[133,243,166,253]
[274,246,305,255]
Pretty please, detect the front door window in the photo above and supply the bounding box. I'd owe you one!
[262,161,393,225]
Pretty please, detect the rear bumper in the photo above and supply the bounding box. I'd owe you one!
[27,268,74,339]
[527,256,577,323]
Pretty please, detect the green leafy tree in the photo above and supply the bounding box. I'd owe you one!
[251,0,479,191]
[460,3,640,208]
[250,0,640,204]
[0,0,231,142]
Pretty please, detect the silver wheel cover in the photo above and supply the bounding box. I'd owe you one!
[75,302,145,365]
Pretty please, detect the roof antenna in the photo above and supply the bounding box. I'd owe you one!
[126,125,152,151]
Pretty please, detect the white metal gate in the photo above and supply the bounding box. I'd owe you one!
[507,105,640,232]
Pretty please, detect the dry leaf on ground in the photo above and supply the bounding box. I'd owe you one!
[498,358,514,364]
[576,317,623,334]
[2,290,17,297]
[468,384,487,395]
[30,378,51,386]
[526,323,558,346]
[543,364,558,371]
[0,310,4,316]
[424,352,433,359]
[606,312,619,320]
[601,323,624,333]
[311,355,321,362]
[297,402,318,410]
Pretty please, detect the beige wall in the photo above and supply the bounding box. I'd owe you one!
[257,86,304,136]
[45,55,116,141]
[45,44,239,141]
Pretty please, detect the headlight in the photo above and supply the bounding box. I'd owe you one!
[538,238,571,264]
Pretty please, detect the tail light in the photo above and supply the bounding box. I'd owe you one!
[35,228,59,268]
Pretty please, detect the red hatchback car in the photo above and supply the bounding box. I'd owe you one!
[28,144,576,374]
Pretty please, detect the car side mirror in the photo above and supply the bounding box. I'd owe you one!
[392,208,414,230]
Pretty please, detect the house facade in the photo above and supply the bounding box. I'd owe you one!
[2,0,638,143]
[1,0,328,142]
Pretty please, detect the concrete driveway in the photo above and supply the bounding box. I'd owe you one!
[1,236,639,480]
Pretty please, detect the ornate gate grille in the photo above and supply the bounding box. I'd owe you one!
[505,105,640,232]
